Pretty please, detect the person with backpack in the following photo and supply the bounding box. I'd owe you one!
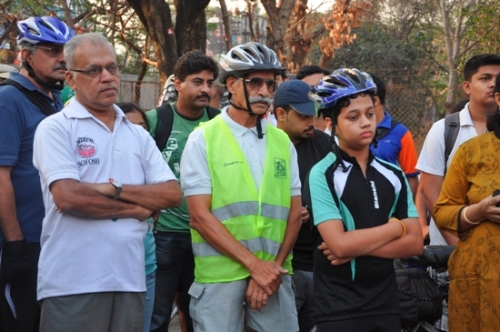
[305,68,423,332]
[433,73,500,332]
[368,73,419,200]
[146,50,220,332]
[0,16,74,332]
[180,42,301,332]
[417,54,500,247]
[416,54,500,331]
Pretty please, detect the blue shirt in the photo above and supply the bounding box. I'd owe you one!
[0,72,63,245]
[371,111,419,177]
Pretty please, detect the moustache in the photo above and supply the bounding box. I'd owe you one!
[196,94,211,101]
[248,96,273,106]
[53,63,67,71]
[304,126,314,133]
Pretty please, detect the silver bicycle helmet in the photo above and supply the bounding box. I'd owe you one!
[219,42,285,83]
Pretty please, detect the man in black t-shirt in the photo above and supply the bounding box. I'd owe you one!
[274,79,333,332]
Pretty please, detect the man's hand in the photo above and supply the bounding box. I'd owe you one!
[301,206,309,223]
[248,260,287,295]
[1,239,34,285]
[133,205,155,221]
[317,242,352,265]
[246,278,269,311]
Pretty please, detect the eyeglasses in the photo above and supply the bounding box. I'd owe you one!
[37,46,64,57]
[242,77,278,93]
[69,64,122,78]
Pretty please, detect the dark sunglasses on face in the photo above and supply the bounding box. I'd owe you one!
[242,77,278,92]
[69,64,122,78]
[37,46,64,57]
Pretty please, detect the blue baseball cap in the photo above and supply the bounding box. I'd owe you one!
[273,79,316,116]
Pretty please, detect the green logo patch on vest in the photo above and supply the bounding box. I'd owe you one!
[274,158,287,179]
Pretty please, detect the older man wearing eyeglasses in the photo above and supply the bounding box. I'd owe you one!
[32,33,183,332]
[180,42,301,332]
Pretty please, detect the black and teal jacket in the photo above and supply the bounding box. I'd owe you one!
[303,148,418,323]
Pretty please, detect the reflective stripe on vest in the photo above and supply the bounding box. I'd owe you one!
[211,201,290,223]
[192,116,292,283]
[192,237,282,257]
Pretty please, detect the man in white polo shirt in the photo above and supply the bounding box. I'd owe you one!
[32,33,182,332]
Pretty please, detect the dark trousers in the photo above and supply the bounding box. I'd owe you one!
[0,242,40,332]
[317,314,400,332]
[150,232,194,332]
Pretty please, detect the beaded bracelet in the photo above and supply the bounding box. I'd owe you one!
[389,218,407,237]
[462,206,480,225]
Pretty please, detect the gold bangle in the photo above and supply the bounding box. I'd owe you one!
[462,206,480,225]
[389,217,407,238]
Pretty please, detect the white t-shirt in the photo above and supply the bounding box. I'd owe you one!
[416,104,477,245]
[33,98,176,300]
[181,107,301,197]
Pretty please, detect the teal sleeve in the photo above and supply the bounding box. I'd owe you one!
[309,154,341,226]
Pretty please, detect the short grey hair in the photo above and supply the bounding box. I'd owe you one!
[18,41,37,69]
[64,33,115,70]
[18,41,38,53]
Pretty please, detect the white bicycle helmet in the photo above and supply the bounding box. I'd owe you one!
[219,42,285,83]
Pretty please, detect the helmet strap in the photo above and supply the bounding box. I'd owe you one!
[228,76,265,139]
[24,60,65,91]
[241,78,264,139]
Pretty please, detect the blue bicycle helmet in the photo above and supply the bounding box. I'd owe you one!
[309,68,376,109]
[17,16,74,45]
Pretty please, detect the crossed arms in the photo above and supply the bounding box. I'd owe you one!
[317,216,423,266]
[51,179,181,220]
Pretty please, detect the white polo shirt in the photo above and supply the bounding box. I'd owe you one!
[181,107,301,197]
[416,103,478,245]
[33,98,176,300]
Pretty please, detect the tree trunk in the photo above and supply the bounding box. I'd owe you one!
[437,0,475,115]
[318,54,332,69]
[0,18,16,47]
[59,0,74,26]
[288,0,310,72]
[260,0,296,68]
[247,1,256,42]
[126,0,178,84]
[174,0,211,55]
[218,0,233,50]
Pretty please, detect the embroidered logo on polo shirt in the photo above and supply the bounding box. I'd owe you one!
[76,137,100,167]
[76,137,98,158]
[274,158,287,179]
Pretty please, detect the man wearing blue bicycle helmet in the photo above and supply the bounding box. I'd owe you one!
[304,68,423,331]
[0,16,74,332]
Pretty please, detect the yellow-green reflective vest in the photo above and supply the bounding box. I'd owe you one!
[191,116,292,283]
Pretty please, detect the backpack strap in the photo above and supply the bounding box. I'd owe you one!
[0,79,56,116]
[154,103,175,151]
[206,106,221,119]
[154,104,221,151]
[376,118,399,141]
[444,112,460,169]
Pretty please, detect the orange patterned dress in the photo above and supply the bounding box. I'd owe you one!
[435,131,500,332]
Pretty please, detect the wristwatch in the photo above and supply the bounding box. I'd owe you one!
[109,178,123,200]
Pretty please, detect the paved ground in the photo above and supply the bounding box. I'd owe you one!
[169,314,182,332]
